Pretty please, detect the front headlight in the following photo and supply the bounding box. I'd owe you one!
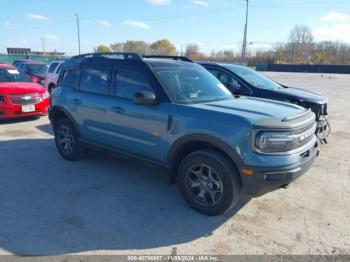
[255,125,316,154]
[255,131,295,153]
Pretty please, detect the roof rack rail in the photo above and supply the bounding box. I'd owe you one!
[71,52,143,61]
[143,55,193,63]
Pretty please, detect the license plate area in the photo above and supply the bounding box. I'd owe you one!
[22,104,35,113]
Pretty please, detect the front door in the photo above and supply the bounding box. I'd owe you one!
[106,66,169,162]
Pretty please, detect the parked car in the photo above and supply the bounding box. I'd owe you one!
[49,53,319,216]
[44,60,67,93]
[15,60,48,85]
[12,59,30,67]
[199,62,330,143]
[0,64,50,119]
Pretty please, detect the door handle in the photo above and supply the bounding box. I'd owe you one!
[71,99,82,105]
[111,107,125,114]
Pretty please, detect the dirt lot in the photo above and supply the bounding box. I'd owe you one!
[0,72,349,256]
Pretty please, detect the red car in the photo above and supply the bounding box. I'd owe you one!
[0,64,50,119]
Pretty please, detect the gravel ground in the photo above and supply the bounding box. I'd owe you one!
[0,72,349,256]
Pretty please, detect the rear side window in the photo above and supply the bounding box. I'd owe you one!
[48,63,59,73]
[59,67,80,88]
[56,63,63,75]
[115,69,153,99]
[80,66,109,95]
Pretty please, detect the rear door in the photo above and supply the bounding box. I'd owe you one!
[73,63,117,145]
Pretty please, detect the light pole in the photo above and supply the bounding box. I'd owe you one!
[75,13,81,55]
[241,0,249,61]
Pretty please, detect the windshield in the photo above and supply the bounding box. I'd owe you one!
[224,65,282,90]
[155,65,233,104]
[28,64,48,78]
[0,68,31,83]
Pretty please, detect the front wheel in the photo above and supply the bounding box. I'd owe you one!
[177,149,241,216]
[54,118,83,161]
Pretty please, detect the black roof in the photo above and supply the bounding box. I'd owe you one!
[14,60,48,65]
[65,52,197,70]
[198,61,246,69]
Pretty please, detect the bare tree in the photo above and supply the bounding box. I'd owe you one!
[185,43,201,60]
[287,25,314,63]
[289,25,314,44]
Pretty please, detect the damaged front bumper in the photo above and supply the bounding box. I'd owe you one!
[316,115,331,143]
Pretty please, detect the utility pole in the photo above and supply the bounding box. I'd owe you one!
[41,37,45,54]
[75,13,81,55]
[241,0,249,61]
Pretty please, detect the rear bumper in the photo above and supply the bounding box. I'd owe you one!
[240,141,320,197]
[0,100,49,119]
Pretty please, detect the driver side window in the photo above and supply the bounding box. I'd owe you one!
[115,68,154,100]
[207,68,242,92]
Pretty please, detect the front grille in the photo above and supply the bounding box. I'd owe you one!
[8,94,42,105]
[291,122,315,135]
[287,122,316,151]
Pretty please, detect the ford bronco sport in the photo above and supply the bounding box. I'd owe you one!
[49,53,319,215]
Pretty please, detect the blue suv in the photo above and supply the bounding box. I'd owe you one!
[49,53,319,215]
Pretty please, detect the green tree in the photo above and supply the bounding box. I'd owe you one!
[150,39,176,55]
[96,44,112,53]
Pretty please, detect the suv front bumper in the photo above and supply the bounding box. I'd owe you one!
[240,141,320,197]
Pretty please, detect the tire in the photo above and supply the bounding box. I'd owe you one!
[177,149,241,216]
[54,118,83,161]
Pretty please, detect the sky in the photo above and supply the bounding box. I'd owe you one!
[1,0,350,55]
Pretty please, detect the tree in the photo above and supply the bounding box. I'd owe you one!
[150,39,176,55]
[288,25,314,63]
[123,41,150,54]
[289,25,314,44]
[110,43,124,52]
[96,44,112,53]
[185,43,201,60]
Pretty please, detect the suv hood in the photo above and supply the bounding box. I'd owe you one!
[193,97,307,121]
[0,82,46,95]
[276,86,327,104]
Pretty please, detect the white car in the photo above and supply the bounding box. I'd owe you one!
[44,60,66,93]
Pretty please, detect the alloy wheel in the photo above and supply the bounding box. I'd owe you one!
[185,164,224,207]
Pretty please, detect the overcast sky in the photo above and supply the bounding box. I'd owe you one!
[1,0,350,55]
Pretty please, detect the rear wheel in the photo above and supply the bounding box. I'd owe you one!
[54,118,83,160]
[177,149,240,216]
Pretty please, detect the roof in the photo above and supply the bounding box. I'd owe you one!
[0,64,16,69]
[144,58,198,69]
[65,53,198,70]
[198,61,246,70]
[15,60,48,65]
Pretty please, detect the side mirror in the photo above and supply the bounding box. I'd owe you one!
[224,82,241,92]
[31,76,40,83]
[133,91,157,105]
